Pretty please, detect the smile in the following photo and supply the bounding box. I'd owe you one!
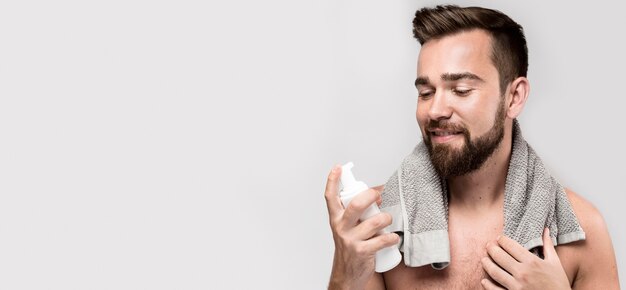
[431,131,461,136]
[429,130,462,143]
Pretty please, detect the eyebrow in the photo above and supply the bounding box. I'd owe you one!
[441,72,485,82]
[414,72,485,88]
[415,76,430,87]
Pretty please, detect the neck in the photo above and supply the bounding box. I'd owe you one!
[447,120,514,211]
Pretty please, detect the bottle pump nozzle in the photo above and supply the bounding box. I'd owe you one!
[340,162,367,196]
[340,162,356,187]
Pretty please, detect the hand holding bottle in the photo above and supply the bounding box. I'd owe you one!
[324,164,401,290]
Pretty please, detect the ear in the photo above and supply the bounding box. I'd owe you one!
[506,76,530,119]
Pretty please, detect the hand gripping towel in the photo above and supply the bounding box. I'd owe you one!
[380,119,586,270]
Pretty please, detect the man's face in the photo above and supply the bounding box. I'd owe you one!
[415,29,507,178]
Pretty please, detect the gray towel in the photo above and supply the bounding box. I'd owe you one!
[380,120,586,269]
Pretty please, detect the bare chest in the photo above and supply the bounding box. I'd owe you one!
[383,210,580,289]
[385,218,501,290]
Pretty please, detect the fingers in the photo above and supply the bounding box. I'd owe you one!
[481,278,505,290]
[343,188,381,226]
[497,235,534,263]
[486,241,520,276]
[372,184,385,206]
[351,212,393,240]
[481,257,516,288]
[372,184,385,192]
[542,227,558,260]
[324,165,343,220]
[360,232,400,254]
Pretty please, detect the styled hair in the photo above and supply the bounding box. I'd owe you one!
[413,5,528,94]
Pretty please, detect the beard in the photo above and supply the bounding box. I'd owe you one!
[423,98,506,178]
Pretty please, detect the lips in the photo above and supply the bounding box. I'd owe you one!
[427,128,464,144]
[430,130,461,136]
[425,120,466,143]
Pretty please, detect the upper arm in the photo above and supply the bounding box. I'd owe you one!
[564,189,620,289]
[365,272,386,290]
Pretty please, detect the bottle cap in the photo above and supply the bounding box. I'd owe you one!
[340,162,356,186]
[340,162,367,196]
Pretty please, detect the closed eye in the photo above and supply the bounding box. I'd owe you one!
[453,88,472,96]
[418,89,434,99]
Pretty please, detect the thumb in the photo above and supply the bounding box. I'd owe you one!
[372,185,385,206]
[542,227,558,260]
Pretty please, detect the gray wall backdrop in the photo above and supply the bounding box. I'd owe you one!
[0,0,623,289]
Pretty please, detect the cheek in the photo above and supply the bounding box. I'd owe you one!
[416,101,428,120]
[462,104,498,135]
[416,105,427,124]
[415,105,429,136]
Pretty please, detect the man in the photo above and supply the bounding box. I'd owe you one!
[324,5,619,290]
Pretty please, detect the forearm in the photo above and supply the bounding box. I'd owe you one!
[328,254,366,290]
[328,259,386,290]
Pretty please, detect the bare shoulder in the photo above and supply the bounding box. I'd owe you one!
[561,188,620,289]
[564,189,613,249]
[564,188,603,226]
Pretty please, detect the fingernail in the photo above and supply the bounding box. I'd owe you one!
[496,235,501,241]
[331,165,339,173]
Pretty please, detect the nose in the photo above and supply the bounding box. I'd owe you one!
[426,92,452,121]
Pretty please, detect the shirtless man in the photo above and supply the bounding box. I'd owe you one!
[324,5,619,290]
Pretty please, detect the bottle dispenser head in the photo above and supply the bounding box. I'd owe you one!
[340,162,357,189]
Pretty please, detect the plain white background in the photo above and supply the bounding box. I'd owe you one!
[0,0,623,289]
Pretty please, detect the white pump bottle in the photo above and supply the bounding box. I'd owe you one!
[339,162,402,273]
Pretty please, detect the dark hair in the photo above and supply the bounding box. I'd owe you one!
[413,5,528,94]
